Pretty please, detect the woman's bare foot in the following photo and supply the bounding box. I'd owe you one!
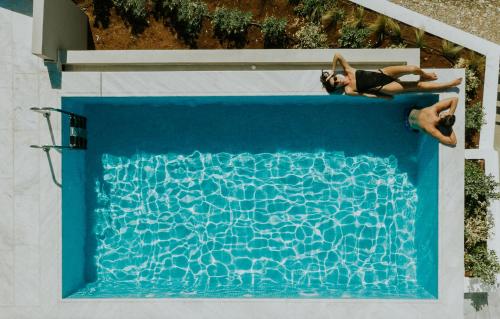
[421,71,438,81]
[450,77,463,87]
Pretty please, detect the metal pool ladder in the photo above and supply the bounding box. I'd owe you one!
[30,107,88,187]
[30,107,87,150]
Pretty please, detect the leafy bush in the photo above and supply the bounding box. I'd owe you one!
[465,160,500,217]
[338,25,370,48]
[369,15,401,44]
[465,102,486,131]
[294,23,328,49]
[465,243,500,285]
[454,58,481,102]
[113,0,148,23]
[348,6,365,29]
[320,6,345,29]
[388,43,407,49]
[156,0,207,44]
[176,1,208,40]
[414,28,425,48]
[294,0,337,23]
[212,7,253,40]
[442,40,463,60]
[465,214,493,247]
[464,160,500,285]
[261,16,288,47]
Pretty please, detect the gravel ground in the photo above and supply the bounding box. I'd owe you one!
[392,0,500,44]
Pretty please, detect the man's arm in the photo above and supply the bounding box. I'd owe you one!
[428,127,457,146]
[435,97,459,114]
[332,53,353,73]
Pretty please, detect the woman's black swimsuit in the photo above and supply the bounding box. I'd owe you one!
[355,69,397,93]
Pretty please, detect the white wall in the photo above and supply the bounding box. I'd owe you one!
[32,0,88,61]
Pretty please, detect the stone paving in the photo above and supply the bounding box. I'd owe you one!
[392,0,500,44]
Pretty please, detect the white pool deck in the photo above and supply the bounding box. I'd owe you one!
[0,3,468,319]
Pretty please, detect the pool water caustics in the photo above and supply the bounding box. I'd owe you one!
[63,96,438,298]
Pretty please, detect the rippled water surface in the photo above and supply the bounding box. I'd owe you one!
[63,95,439,298]
[72,150,426,298]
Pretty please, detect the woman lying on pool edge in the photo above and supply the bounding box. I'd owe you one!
[406,97,458,146]
[320,53,462,98]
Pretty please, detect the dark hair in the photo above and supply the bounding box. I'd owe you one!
[439,114,455,127]
[320,70,337,93]
[437,114,455,136]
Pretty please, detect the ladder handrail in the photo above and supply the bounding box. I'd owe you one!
[30,107,79,117]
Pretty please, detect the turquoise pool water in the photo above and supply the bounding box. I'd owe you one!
[62,95,438,298]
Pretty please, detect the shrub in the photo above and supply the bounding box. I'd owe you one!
[465,102,486,131]
[465,214,493,247]
[261,16,288,47]
[294,0,337,23]
[388,43,407,49]
[467,52,486,75]
[454,58,481,102]
[369,15,401,45]
[320,6,345,30]
[338,25,370,49]
[212,7,253,40]
[159,0,181,15]
[442,40,463,61]
[176,1,208,40]
[464,160,500,285]
[465,243,500,285]
[113,0,148,23]
[294,23,328,49]
[348,6,365,29]
[369,15,386,44]
[465,160,500,217]
[414,28,425,48]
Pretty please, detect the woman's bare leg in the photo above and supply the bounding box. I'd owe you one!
[379,77,462,94]
[380,65,438,81]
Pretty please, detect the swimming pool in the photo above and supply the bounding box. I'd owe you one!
[62,95,438,299]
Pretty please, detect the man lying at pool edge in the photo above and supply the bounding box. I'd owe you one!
[406,97,458,146]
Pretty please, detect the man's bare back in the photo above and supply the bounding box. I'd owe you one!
[407,97,458,146]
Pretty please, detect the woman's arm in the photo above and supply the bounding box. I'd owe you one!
[344,87,392,99]
[332,53,353,73]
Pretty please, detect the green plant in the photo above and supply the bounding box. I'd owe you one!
[338,25,370,49]
[112,0,149,34]
[465,102,486,131]
[465,243,500,285]
[212,7,253,40]
[320,6,345,30]
[159,0,181,15]
[113,0,148,22]
[385,17,401,40]
[465,214,493,247]
[176,1,208,40]
[294,23,328,48]
[467,52,486,75]
[261,16,288,47]
[388,43,407,49]
[414,28,425,48]
[455,58,481,102]
[294,0,337,23]
[442,40,463,61]
[348,6,365,29]
[465,160,500,217]
[369,15,386,44]
[464,160,500,285]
